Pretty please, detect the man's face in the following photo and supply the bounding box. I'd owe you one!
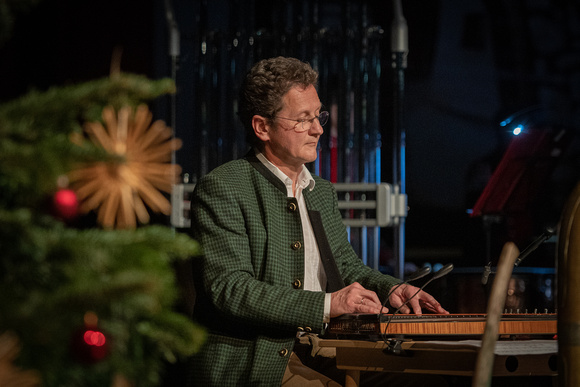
[261,84,323,172]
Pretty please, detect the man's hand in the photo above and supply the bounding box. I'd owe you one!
[330,282,387,318]
[388,284,449,315]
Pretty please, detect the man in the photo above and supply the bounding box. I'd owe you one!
[190,56,448,386]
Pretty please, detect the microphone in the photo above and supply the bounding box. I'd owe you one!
[481,261,492,285]
[514,227,554,267]
[391,0,408,67]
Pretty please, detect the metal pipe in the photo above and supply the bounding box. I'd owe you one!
[391,0,408,279]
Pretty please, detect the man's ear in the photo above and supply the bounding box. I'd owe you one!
[252,115,270,142]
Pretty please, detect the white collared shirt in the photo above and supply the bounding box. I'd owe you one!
[255,151,332,322]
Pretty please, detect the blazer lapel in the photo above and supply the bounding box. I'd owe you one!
[308,210,345,292]
[245,151,287,194]
[246,152,345,292]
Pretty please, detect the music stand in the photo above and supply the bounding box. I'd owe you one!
[470,126,570,263]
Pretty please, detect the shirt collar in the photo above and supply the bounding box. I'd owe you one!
[255,149,315,192]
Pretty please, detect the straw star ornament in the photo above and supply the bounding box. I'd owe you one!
[69,104,182,229]
[0,332,40,387]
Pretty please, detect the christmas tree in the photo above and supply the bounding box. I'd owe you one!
[0,72,205,386]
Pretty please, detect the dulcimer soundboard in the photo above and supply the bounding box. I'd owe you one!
[326,313,557,338]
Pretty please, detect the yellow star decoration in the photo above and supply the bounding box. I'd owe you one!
[69,104,182,229]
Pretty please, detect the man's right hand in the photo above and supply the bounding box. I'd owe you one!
[329,282,387,318]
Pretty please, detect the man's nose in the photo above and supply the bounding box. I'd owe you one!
[310,119,324,135]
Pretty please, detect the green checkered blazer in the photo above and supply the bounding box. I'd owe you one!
[190,152,399,386]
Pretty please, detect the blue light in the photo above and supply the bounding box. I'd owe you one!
[512,125,523,136]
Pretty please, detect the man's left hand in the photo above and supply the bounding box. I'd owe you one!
[388,284,449,315]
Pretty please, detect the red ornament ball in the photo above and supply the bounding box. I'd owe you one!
[52,188,79,221]
[70,327,110,364]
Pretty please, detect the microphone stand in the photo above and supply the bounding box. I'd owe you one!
[381,263,454,354]
[481,227,555,285]
[382,266,432,310]
[387,263,454,317]
[379,266,432,344]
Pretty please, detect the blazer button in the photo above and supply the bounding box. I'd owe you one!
[287,202,297,212]
[279,348,289,357]
[293,279,302,289]
[291,241,302,250]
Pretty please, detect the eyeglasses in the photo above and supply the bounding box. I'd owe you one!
[273,111,329,132]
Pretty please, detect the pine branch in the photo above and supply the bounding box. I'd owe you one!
[0,72,202,387]
[0,219,204,387]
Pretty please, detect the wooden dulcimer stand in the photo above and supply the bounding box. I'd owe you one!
[322,309,557,386]
[318,336,557,386]
[323,272,558,387]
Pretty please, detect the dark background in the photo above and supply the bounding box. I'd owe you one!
[2,0,579,312]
